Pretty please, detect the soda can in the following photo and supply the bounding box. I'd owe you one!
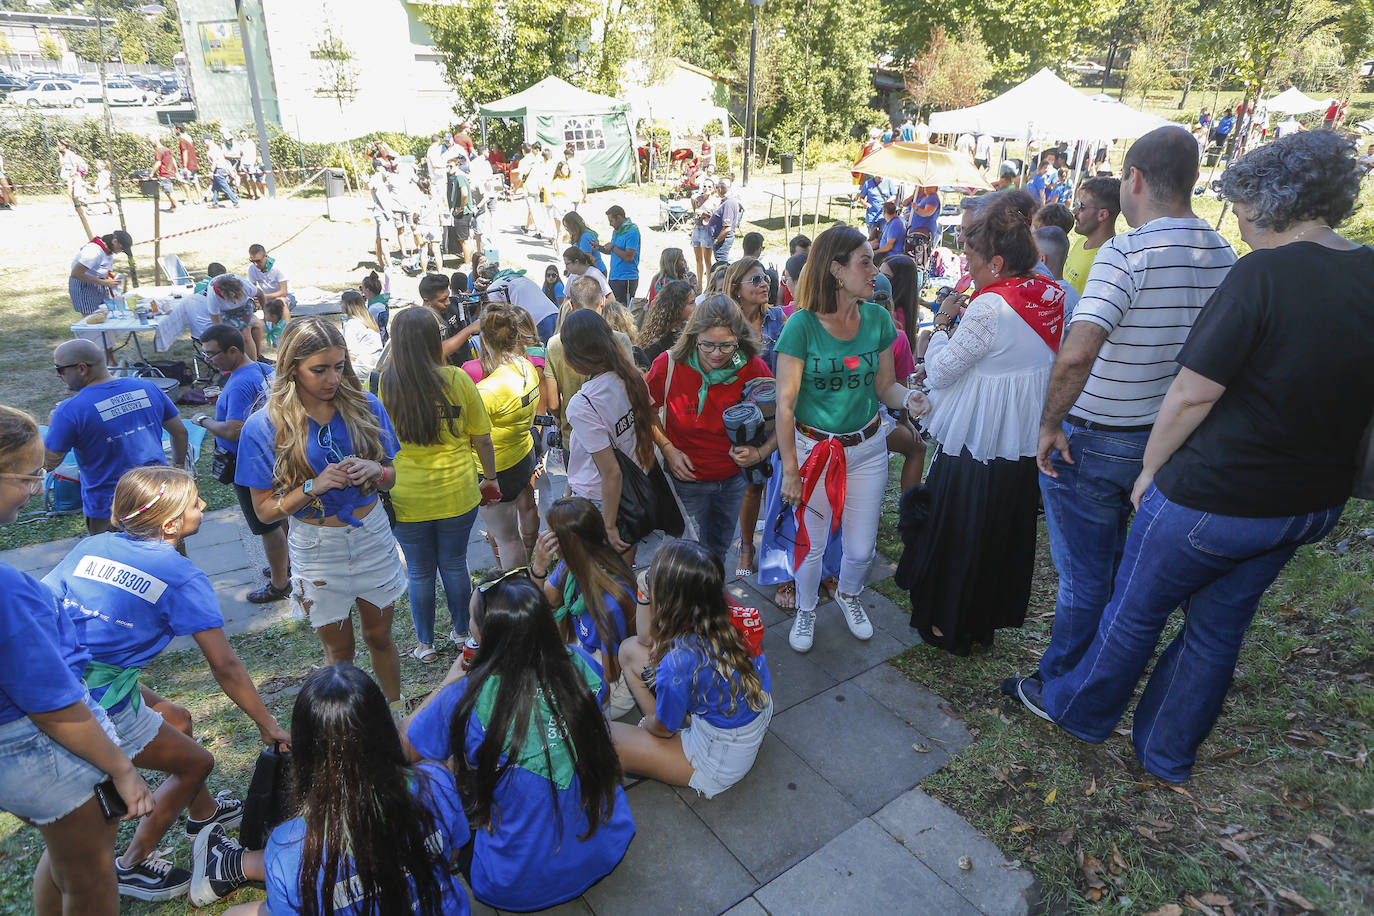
[461,636,480,671]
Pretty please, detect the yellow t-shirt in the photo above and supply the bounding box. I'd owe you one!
[477,358,539,472]
[1063,235,1103,294]
[384,367,492,523]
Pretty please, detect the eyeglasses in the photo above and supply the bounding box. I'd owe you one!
[697,340,739,354]
[54,363,83,374]
[743,274,769,287]
[202,347,223,360]
[0,470,45,495]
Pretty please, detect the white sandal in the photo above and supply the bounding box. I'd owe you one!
[410,644,437,663]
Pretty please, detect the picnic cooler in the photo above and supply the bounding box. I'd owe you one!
[44,467,81,516]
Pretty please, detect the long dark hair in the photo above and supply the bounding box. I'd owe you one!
[560,310,655,468]
[452,576,622,840]
[290,664,444,916]
[379,307,460,446]
[795,225,868,315]
[882,254,919,349]
[563,211,596,245]
[546,498,635,679]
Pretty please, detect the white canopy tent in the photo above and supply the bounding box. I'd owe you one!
[1265,87,1326,115]
[930,69,1173,140]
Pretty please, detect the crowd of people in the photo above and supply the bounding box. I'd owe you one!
[3,121,1372,914]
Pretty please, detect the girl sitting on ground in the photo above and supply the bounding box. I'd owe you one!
[43,465,290,902]
[339,290,383,377]
[611,540,772,799]
[402,571,635,913]
[531,497,637,713]
[205,664,471,914]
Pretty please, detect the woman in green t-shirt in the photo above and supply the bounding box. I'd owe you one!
[774,226,930,654]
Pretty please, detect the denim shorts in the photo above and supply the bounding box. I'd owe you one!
[106,699,165,760]
[681,699,772,799]
[0,692,157,825]
[287,502,407,628]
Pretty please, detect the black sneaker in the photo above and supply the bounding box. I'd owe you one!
[184,790,244,838]
[1010,676,1054,722]
[116,850,191,901]
[260,565,292,579]
[191,823,248,905]
[248,581,291,603]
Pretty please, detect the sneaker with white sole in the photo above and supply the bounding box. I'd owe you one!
[116,849,191,901]
[605,675,638,718]
[190,823,249,906]
[789,608,817,653]
[835,593,874,640]
[184,790,243,838]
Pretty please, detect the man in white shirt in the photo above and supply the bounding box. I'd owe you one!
[520,142,545,236]
[563,146,588,210]
[974,134,992,170]
[525,146,555,240]
[206,137,240,208]
[1015,126,1237,701]
[236,130,265,199]
[954,133,975,160]
[368,160,407,269]
[425,133,447,181]
[248,242,294,313]
[468,147,496,254]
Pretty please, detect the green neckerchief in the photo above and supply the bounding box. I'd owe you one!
[491,268,527,283]
[560,571,586,626]
[473,647,603,789]
[367,293,390,308]
[685,349,746,413]
[82,661,142,711]
[260,256,275,273]
[614,219,638,243]
[193,276,212,295]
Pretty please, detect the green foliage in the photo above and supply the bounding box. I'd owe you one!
[1337,0,1374,68]
[905,24,995,113]
[311,25,359,111]
[39,33,63,61]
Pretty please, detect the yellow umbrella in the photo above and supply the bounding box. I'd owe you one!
[854,141,991,191]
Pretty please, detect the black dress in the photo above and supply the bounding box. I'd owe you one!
[894,446,1040,655]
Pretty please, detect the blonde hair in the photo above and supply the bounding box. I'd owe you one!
[110,466,199,540]
[267,316,384,497]
[602,300,638,339]
[340,290,379,332]
[478,301,525,377]
[0,406,40,473]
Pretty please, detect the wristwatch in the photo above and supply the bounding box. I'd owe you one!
[303,479,315,497]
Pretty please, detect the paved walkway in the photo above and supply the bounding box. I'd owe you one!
[3,492,1038,915]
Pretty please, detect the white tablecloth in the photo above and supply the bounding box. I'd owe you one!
[71,290,191,353]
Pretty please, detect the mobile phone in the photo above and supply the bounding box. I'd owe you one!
[94,778,128,821]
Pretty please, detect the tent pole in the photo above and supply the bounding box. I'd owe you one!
[481,117,487,148]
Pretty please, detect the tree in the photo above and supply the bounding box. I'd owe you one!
[311,26,359,113]
[0,33,12,68]
[39,33,63,61]
[1121,0,1180,106]
[905,24,994,114]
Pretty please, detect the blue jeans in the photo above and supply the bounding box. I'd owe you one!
[712,233,735,264]
[674,472,747,561]
[211,168,239,206]
[393,508,478,645]
[1037,423,1150,681]
[1042,485,1343,782]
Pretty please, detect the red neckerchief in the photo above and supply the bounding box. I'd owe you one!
[978,275,1065,353]
[792,438,847,568]
[90,237,109,254]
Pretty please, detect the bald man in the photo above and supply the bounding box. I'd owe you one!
[45,339,188,534]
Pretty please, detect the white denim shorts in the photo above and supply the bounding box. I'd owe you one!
[287,502,407,628]
[681,698,773,799]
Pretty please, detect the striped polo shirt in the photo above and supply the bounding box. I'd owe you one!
[1070,217,1236,426]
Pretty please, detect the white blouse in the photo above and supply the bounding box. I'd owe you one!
[924,290,1056,462]
[343,317,384,379]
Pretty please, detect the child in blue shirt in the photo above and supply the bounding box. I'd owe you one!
[44,465,289,901]
[403,571,634,912]
[0,406,154,916]
[195,664,470,914]
[612,540,772,799]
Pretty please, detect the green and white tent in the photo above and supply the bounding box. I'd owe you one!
[479,76,635,189]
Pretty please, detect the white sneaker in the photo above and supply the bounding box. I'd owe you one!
[836,593,873,640]
[605,675,637,718]
[789,609,817,653]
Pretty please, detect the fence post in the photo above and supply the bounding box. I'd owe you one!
[153,181,161,271]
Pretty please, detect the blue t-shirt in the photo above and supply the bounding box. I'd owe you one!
[578,231,607,275]
[264,762,470,916]
[44,533,222,713]
[547,562,631,658]
[859,178,892,224]
[607,223,640,281]
[758,306,786,373]
[879,215,906,254]
[0,564,90,726]
[655,634,771,730]
[44,378,178,517]
[899,123,916,142]
[907,191,941,238]
[407,646,634,912]
[215,362,272,456]
[1025,172,1051,203]
[1053,180,1073,205]
[235,393,400,526]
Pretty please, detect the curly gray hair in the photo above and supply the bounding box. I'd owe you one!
[1219,131,1362,231]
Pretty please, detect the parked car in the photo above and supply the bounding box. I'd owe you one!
[0,73,27,97]
[8,80,85,108]
[1067,61,1106,77]
[75,77,152,106]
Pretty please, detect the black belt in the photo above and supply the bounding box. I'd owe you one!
[797,414,882,447]
[1065,414,1153,434]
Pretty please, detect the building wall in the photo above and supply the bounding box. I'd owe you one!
[259,0,455,143]
[1,22,78,71]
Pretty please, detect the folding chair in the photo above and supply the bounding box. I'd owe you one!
[157,254,196,287]
[659,194,693,231]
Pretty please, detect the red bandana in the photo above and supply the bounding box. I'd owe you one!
[90,237,110,254]
[978,275,1065,353]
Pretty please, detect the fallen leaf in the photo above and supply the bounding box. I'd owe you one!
[1308,833,1335,849]
[1085,776,1097,797]
[1207,747,1243,762]
[938,703,963,720]
[1145,817,1175,831]
[1336,802,1354,817]
[998,711,1013,725]
[1231,831,1259,843]
[1137,826,1157,842]
[1215,837,1250,863]
[1199,893,1232,906]
[1218,824,1245,836]
[1142,906,1183,916]
[1184,893,1223,916]
[958,854,972,871]
[1044,787,1057,804]
[1109,842,1128,874]
[1284,729,1330,747]
[1356,745,1369,769]
[1058,827,1077,845]
[1009,824,1033,833]
[1276,888,1316,911]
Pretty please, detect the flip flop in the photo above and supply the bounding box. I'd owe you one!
[735,542,757,578]
[774,581,796,610]
[410,645,437,664]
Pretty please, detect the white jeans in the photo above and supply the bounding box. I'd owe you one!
[792,418,890,613]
